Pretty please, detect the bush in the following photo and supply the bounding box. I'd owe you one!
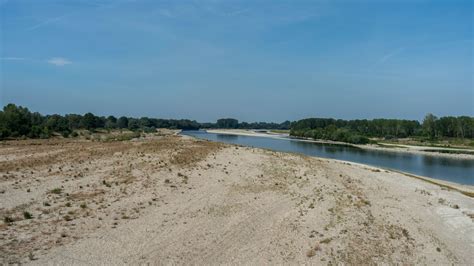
[61,130,71,138]
[23,211,33,219]
[142,126,157,133]
[50,188,62,194]
[347,135,370,144]
[28,126,43,138]
[4,216,14,224]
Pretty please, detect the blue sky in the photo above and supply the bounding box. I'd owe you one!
[0,0,472,122]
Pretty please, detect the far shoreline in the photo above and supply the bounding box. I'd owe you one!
[190,130,474,197]
[204,129,474,160]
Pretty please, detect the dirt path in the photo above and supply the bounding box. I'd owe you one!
[0,135,473,264]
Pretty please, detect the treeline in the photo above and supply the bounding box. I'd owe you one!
[0,104,289,140]
[421,114,474,139]
[0,104,200,139]
[2,103,473,144]
[200,118,291,130]
[290,115,474,144]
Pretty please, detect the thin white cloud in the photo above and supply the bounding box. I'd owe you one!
[378,47,405,64]
[26,0,131,31]
[368,47,405,71]
[27,14,70,31]
[47,57,72,66]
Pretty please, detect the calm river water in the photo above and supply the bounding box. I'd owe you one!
[181,130,474,185]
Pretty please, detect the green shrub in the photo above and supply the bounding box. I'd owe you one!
[23,211,33,219]
[61,130,71,138]
[4,216,14,224]
[51,188,62,194]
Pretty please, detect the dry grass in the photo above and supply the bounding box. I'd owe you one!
[69,190,105,201]
[0,133,223,264]
[306,243,321,257]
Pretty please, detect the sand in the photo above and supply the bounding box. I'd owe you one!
[0,132,473,264]
[207,129,474,159]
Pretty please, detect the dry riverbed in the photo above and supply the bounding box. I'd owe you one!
[0,132,473,264]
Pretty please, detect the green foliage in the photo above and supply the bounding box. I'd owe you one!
[0,103,201,139]
[142,127,157,133]
[291,118,422,138]
[290,115,474,144]
[61,131,71,138]
[66,114,82,129]
[0,104,33,138]
[0,103,472,144]
[127,118,140,131]
[290,127,369,144]
[4,216,14,224]
[50,188,62,194]
[216,118,239,129]
[423,115,474,139]
[117,116,129,129]
[23,211,33,219]
[105,116,117,129]
[423,113,437,139]
[207,118,291,130]
[81,112,102,130]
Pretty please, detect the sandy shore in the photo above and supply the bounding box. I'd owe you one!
[1,133,473,264]
[207,129,474,159]
[207,129,290,138]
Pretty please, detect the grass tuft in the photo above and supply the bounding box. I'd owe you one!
[23,211,33,219]
[50,188,62,194]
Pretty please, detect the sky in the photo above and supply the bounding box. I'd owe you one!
[0,0,473,122]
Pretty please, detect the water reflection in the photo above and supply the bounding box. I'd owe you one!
[422,155,473,167]
[182,130,474,185]
[216,134,238,141]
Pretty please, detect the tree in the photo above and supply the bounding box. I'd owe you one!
[31,112,44,127]
[279,121,291,130]
[422,113,438,139]
[139,117,153,128]
[117,116,129,129]
[105,116,117,129]
[45,114,70,133]
[0,104,32,138]
[175,119,200,130]
[66,114,82,129]
[80,113,98,130]
[458,116,474,138]
[1,103,473,142]
[127,118,140,130]
[217,118,239,129]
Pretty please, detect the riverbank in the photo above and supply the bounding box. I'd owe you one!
[207,129,289,138]
[207,129,474,159]
[1,133,473,264]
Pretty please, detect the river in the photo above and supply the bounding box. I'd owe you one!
[181,130,474,185]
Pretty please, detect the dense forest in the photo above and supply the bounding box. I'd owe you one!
[0,104,201,139]
[0,104,289,140]
[290,115,474,144]
[1,104,473,144]
[201,118,291,130]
